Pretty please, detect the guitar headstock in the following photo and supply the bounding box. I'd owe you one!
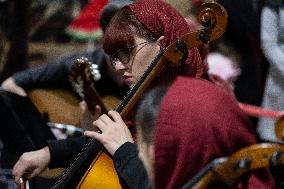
[69,57,108,114]
[69,57,101,99]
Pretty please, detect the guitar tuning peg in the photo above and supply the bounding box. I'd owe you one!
[88,63,101,81]
[92,69,100,75]
[94,73,101,81]
[81,57,88,61]
[90,64,98,69]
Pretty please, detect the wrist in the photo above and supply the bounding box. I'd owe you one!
[41,146,51,164]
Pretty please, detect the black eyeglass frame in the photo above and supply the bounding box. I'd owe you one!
[109,41,151,68]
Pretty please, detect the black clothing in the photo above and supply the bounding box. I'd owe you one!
[0,90,55,168]
[113,142,149,189]
[48,137,88,168]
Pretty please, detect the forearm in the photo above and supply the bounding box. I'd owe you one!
[113,142,149,189]
[47,137,89,168]
[12,59,72,91]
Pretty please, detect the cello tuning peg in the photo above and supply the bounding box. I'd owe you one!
[270,151,282,166]
[237,158,251,170]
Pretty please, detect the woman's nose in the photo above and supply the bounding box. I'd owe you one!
[115,61,130,70]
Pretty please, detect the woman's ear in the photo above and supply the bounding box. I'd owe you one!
[157,36,165,45]
[156,36,165,50]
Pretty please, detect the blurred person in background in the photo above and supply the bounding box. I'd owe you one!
[135,76,274,189]
[257,0,284,142]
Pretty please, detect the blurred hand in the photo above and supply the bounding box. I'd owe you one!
[84,110,133,156]
[12,147,50,186]
[1,77,27,96]
[80,101,101,130]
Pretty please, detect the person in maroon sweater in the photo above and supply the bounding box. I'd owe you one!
[135,76,275,189]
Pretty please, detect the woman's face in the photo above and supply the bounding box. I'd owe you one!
[111,36,162,87]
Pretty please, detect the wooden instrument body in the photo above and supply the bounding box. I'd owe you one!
[185,143,284,189]
[28,88,81,126]
[76,151,122,189]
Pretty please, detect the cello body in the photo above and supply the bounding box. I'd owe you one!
[76,151,122,189]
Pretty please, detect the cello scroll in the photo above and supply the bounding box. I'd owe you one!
[183,143,284,189]
[163,1,228,65]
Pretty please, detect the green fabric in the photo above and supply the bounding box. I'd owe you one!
[65,28,103,41]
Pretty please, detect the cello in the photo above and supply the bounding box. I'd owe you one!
[182,143,284,189]
[48,2,228,189]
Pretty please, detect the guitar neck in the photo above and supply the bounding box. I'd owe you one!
[84,85,108,114]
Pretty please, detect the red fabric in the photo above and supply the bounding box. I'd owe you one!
[154,76,274,189]
[192,0,203,8]
[67,0,108,37]
[128,0,206,78]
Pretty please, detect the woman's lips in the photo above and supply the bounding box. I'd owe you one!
[123,75,133,85]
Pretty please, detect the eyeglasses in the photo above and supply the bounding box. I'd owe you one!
[109,41,150,68]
